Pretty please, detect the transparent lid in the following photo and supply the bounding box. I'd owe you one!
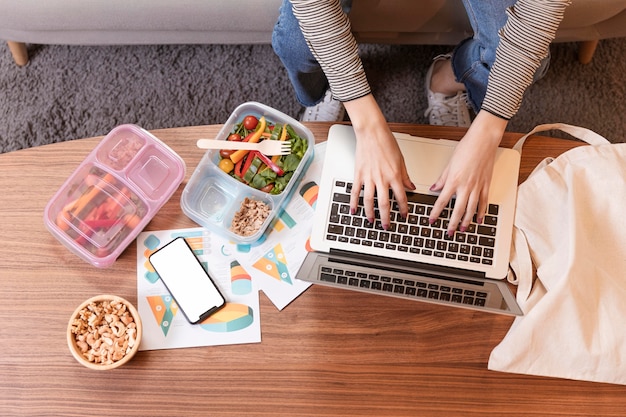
[44,124,186,267]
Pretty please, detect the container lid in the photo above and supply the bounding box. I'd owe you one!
[44,124,186,267]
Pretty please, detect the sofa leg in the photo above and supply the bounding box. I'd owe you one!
[578,40,598,64]
[7,41,29,66]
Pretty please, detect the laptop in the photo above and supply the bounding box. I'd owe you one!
[296,124,523,316]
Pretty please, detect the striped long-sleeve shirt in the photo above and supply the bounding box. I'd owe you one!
[290,0,571,120]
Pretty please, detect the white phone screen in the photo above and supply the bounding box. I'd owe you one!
[149,237,225,323]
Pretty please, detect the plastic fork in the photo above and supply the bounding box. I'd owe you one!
[196,139,291,156]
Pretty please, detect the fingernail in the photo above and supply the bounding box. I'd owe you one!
[410,182,417,190]
[459,225,467,233]
[476,217,483,224]
[382,224,389,231]
[447,229,455,238]
[429,184,437,191]
[350,207,356,215]
[368,218,374,224]
[428,217,435,225]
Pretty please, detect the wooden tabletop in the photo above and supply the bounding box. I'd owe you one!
[2,122,622,417]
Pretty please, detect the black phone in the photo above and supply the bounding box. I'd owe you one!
[148,237,226,324]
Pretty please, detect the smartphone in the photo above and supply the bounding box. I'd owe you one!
[149,237,226,324]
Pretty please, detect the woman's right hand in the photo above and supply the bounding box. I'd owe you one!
[344,95,415,229]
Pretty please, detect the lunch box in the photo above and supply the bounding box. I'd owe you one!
[44,124,186,267]
[181,102,315,244]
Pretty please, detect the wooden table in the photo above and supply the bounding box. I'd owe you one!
[1,123,622,417]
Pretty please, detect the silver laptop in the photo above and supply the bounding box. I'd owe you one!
[297,125,523,316]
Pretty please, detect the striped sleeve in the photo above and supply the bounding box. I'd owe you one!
[290,0,371,102]
[483,0,571,119]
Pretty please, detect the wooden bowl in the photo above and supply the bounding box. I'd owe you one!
[67,295,142,370]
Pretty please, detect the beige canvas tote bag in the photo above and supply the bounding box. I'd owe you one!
[488,123,626,385]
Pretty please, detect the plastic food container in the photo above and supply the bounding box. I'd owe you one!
[181,102,315,244]
[44,124,186,267]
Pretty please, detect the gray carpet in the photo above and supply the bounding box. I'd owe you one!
[1,38,625,153]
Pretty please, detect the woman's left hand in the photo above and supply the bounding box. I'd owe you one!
[428,111,508,236]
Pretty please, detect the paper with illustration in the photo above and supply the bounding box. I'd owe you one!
[136,227,261,351]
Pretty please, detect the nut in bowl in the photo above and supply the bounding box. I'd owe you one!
[67,295,142,370]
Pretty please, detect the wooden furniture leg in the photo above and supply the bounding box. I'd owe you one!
[7,41,29,66]
[578,39,599,64]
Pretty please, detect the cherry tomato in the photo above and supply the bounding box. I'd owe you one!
[227,133,242,142]
[219,149,235,158]
[218,158,235,174]
[243,116,258,130]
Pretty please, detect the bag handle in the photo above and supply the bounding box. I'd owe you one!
[508,227,535,305]
[513,123,610,153]
[508,123,610,305]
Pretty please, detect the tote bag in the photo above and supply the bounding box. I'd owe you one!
[488,123,626,385]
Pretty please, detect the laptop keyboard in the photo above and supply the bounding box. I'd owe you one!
[319,265,488,307]
[326,180,500,267]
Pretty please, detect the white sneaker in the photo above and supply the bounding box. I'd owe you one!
[424,54,472,127]
[300,89,345,122]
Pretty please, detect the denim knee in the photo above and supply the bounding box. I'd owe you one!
[271,0,354,107]
[271,0,327,106]
[452,40,552,112]
[456,0,551,111]
[271,1,316,72]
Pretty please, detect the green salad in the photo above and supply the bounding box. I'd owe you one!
[216,115,308,195]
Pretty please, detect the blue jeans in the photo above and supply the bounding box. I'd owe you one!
[271,0,549,112]
[453,0,549,111]
[271,0,353,107]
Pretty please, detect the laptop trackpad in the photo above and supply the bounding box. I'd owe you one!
[395,134,456,190]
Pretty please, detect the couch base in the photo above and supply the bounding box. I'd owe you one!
[5,39,602,67]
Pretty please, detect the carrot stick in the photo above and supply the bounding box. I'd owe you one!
[123,214,142,229]
[69,173,116,217]
[56,210,72,231]
[230,117,266,164]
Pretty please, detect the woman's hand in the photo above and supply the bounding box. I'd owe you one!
[428,111,508,236]
[344,95,415,228]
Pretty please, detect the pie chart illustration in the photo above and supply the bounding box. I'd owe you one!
[199,303,254,332]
